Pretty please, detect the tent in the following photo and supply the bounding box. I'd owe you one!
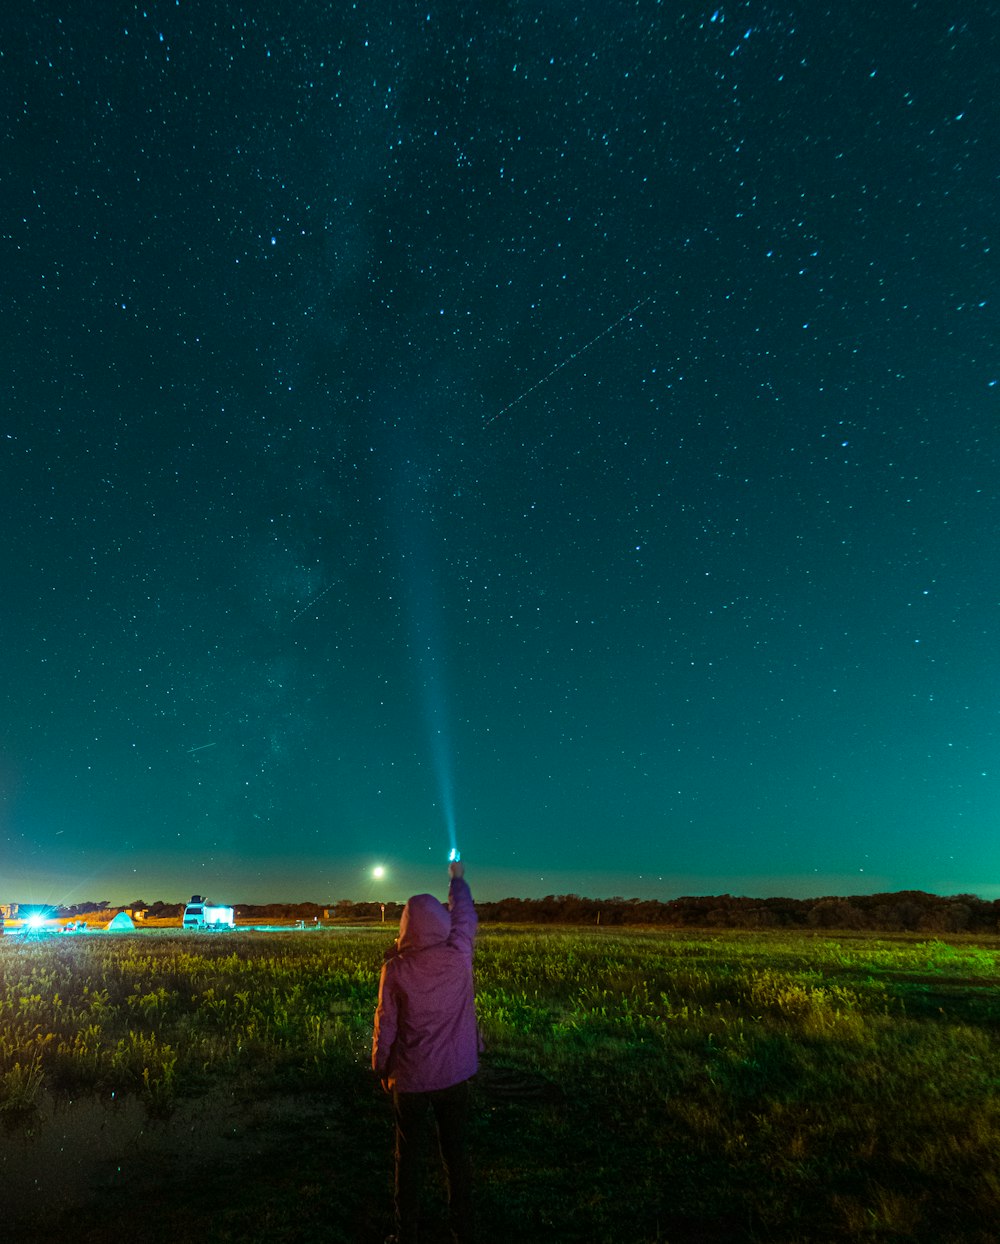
[105,910,136,932]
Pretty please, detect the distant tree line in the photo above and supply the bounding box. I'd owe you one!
[42,890,1000,933]
[470,890,1000,933]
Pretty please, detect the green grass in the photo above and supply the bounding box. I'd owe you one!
[2,926,999,1241]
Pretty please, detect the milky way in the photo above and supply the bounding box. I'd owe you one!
[3,3,999,903]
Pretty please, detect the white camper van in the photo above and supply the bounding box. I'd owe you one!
[182,895,235,930]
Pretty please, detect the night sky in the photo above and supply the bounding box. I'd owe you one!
[4,3,999,905]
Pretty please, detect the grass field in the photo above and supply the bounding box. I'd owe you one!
[2,925,999,1242]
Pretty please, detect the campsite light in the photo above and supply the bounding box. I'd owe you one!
[372,865,385,880]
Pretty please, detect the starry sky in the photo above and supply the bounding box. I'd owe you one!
[4,2,999,905]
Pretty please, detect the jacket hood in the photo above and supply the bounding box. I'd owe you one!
[397,893,451,951]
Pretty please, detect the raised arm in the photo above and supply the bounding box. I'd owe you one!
[447,862,477,956]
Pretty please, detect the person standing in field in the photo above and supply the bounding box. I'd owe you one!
[373,859,480,1244]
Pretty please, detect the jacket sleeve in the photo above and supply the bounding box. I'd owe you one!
[447,876,477,958]
[372,961,398,1075]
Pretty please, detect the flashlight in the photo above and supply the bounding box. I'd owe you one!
[449,848,460,862]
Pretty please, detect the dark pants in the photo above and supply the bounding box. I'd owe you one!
[393,1078,474,1244]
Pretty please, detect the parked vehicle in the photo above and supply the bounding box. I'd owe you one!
[182,895,235,930]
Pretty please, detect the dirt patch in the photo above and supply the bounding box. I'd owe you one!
[477,1063,563,1102]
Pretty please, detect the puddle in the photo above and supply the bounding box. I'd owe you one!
[3,1087,339,1231]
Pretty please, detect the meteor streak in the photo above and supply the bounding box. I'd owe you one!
[484,294,653,427]
[289,581,336,623]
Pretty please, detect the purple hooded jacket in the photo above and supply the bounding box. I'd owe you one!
[372,875,479,1093]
